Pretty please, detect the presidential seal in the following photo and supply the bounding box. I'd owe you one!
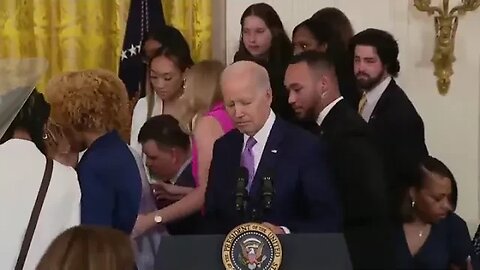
[222,222,282,270]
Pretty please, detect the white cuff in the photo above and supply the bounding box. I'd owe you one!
[280,226,291,234]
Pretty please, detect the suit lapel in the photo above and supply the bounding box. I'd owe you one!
[319,100,345,136]
[230,129,244,173]
[249,118,285,202]
[370,79,397,122]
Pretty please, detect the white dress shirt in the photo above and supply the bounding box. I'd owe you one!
[316,96,344,127]
[130,95,164,156]
[243,110,276,174]
[360,77,392,122]
[242,110,291,233]
[0,139,80,269]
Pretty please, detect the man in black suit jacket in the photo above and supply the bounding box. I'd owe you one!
[350,29,429,218]
[205,60,341,235]
[285,51,393,269]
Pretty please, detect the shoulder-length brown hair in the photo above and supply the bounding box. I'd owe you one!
[234,3,292,67]
[37,226,135,270]
[178,60,225,134]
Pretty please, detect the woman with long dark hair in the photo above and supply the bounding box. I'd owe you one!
[233,3,295,121]
[139,26,192,98]
[311,7,355,50]
[130,45,194,157]
[292,18,360,109]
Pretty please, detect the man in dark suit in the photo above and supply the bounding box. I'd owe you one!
[350,28,428,218]
[285,51,393,269]
[136,114,201,235]
[204,60,341,235]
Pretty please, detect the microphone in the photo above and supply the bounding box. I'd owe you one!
[235,167,249,212]
[262,172,274,211]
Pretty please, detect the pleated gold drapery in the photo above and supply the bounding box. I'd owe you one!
[0,0,213,91]
[162,0,212,62]
[0,0,130,92]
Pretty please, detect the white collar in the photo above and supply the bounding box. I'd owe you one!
[170,156,192,184]
[316,96,344,127]
[364,76,392,106]
[243,110,276,148]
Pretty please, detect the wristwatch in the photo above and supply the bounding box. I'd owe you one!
[154,213,163,224]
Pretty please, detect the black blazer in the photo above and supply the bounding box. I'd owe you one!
[319,99,394,269]
[204,117,342,234]
[367,80,428,214]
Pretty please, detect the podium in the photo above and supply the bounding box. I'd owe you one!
[156,234,352,270]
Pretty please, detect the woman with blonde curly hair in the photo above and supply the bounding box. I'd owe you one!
[133,60,235,236]
[45,69,142,235]
[37,225,135,270]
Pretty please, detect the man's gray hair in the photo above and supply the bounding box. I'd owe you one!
[221,61,271,92]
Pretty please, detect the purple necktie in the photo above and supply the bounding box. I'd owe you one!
[241,136,257,192]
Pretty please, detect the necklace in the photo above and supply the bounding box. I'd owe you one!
[405,220,430,238]
[417,224,431,237]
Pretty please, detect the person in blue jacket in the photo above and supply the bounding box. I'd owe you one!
[46,69,142,234]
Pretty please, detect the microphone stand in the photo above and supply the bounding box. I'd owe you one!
[261,174,274,220]
[237,170,274,223]
[255,174,274,222]
[235,167,249,222]
[262,175,274,210]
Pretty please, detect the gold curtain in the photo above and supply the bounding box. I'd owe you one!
[162,0,212,62]
[0,0,130,92]
[0,0,213,92]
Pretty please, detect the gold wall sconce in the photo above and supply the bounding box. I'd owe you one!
[414,0,480,95]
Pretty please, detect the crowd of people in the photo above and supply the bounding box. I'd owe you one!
[1,2,479,270]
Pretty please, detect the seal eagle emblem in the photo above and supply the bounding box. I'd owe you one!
[222,223,282,270]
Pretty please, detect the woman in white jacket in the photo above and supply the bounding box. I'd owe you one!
[0,60,81,269]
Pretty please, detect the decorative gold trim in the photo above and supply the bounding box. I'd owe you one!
[414,0,480,95]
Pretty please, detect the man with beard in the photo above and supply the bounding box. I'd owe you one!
[350,28,428,220]
[285,51,393,269]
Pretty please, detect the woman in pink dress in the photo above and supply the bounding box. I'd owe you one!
[133,60,234,236]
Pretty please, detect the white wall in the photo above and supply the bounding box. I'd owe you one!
[226,0,480,228]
